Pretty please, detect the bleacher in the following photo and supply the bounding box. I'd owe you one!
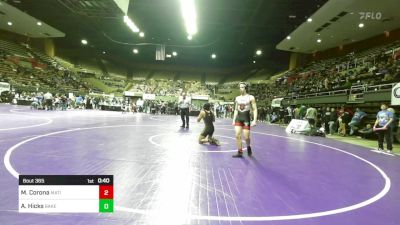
[0,39,30,57]
[261,40,400,102]
[1,34,399,116]
[151,71,176,80]
[30,48,57,66]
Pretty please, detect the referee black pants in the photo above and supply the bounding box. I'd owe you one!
[180,108,189,126]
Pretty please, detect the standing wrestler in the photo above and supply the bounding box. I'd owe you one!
[232,82,257,157]
[178,93,191,128]
[197,103,220,145]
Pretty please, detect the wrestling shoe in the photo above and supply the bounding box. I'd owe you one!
[232,150,243,158]
[210,138,220,146]
[247,146,252,156]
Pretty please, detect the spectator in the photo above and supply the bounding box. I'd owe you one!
[270,112,279,123]
[338,107,351,136]
[293,106,300,119]
[373,103,393,153]
[358,124,374,139]
[305,105,318,132]
[322,107,331,134]
[348,108,367,135]
[299,105,307,119]
[279,107,285,124]
[43,91,53,110]
[286,105,293,123]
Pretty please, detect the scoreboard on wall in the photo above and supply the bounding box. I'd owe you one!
[19,175,113,213]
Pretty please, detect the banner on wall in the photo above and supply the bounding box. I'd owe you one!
[143,93,156,100]
[220,102,234,105]
[391,83,400,105]
[0,82,10,94]
[124,91,142,97]
[178,96,192,102]
[271,98,284,108]
[191,95,209,100]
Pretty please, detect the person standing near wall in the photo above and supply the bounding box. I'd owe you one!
[373,103,394,153]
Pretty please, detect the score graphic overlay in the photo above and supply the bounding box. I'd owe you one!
[19,175,113,213]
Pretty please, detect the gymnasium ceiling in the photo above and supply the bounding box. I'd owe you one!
[277,0,400,54]
[3,0,327,74]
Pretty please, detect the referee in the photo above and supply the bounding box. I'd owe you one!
[179,93,191,128]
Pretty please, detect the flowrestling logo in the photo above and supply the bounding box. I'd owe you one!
[359,12,382,20]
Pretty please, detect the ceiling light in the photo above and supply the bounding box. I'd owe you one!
[358,23,364,28]
[187,35,193,40]
[133,49,139,54]
[256,50,262,55]
[81,39,88,45]
[211,54,216,59]
[172,51,177,56]
[317,39,321,43]
[286,36,291,40]
[166,54,172,58]
[180,0,197,36]
[123,15,140,33]
[253,61,256,64]
[7,21,12,26]
[37,22,42,26]
[139,32,145,37]
[307,18,312,22]
[102,51,106,54]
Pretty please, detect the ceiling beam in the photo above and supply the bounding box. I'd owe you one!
[238,0,264,41]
